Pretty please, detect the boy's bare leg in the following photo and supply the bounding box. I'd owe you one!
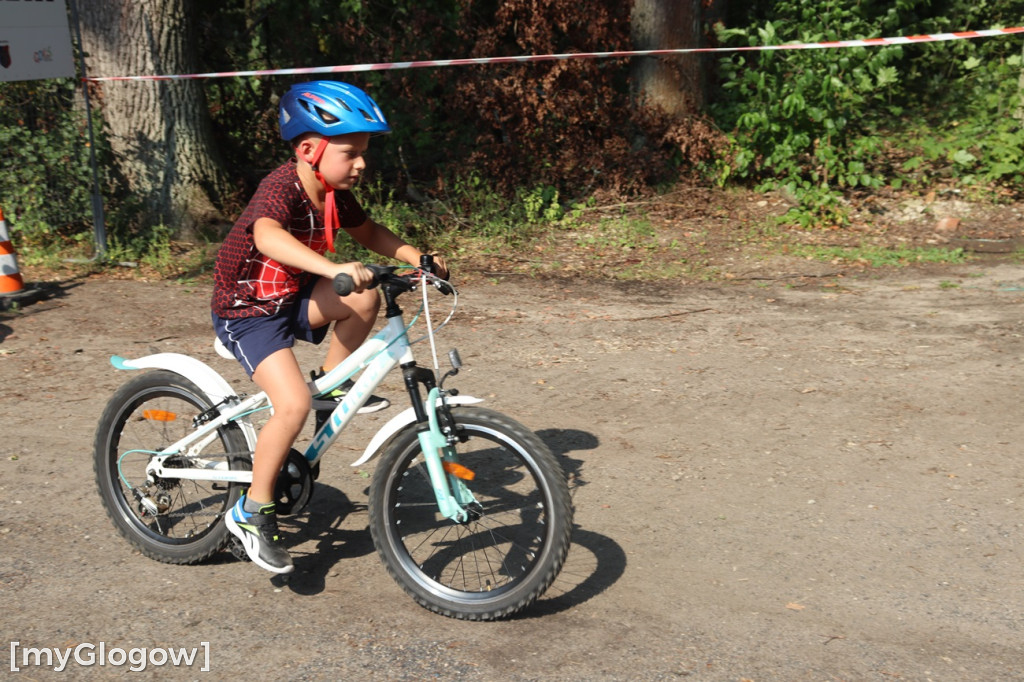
[308,278,380,371]
[249,348,312,503]
[223,348,305,574]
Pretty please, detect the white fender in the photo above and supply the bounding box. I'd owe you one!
[110,353,258,450]
[351,395,484,467]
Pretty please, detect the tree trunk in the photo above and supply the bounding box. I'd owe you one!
[79,0,230,238]
[630,0,705,116]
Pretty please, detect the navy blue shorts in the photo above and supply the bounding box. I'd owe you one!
[212,280,329,378]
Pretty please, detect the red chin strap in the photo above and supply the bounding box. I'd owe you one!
[309,137,337,252]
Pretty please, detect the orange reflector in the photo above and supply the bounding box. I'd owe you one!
[442,461,475,480]
[143,409,177,422]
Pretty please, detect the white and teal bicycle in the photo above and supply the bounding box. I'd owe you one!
[93,257,574,620]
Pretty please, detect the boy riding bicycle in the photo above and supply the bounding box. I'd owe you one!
[211,81,448,574]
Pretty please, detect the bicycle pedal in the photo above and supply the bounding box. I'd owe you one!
[227,535,251,563]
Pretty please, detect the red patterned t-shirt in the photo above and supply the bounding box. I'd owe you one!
[211,160,367,319]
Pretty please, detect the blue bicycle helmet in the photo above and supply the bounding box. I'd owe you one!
[279,80,390,141]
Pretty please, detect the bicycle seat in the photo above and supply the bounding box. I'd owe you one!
[214,337,235,360]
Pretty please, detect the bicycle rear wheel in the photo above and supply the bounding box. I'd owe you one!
[369,406,573,620]
[94,370,250,564]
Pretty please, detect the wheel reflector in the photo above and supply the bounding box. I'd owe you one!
[442,461,475,480]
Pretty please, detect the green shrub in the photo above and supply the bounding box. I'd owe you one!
[711,0,1024,225]
[712,1,912,224]
[0,80,94,257]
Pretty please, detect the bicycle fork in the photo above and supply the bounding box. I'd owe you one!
[402,362,478,523]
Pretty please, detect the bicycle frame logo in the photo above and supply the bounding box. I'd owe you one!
[306,322,409,462]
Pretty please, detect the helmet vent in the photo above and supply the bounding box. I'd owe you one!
[313,105,339,124]
[334,98,353,112]
[359,109,374,123]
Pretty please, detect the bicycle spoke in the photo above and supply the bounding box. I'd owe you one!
[95,371,249,565]
[371,407,573,619]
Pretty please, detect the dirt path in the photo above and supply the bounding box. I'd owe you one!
[1,262,1022,679]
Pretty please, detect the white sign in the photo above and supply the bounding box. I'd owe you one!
[0,0,75,81]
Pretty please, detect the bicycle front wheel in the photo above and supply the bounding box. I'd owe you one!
[94,370,250,564]
[369,407,573,620]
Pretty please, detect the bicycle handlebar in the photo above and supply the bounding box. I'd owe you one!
[331,257,452,297]
[331,264,392,296]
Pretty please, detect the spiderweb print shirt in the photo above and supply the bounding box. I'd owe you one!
[211,160,366,319]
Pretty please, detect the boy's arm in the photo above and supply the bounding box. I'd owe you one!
[346,218,448,279]
[253,218,375,288]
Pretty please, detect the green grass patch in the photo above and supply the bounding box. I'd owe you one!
[574,215,657,253]
[789,244,968,267]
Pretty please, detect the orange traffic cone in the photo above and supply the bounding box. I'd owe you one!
[0,206,25,295]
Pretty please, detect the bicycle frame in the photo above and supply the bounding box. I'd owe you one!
[117,272,479,522]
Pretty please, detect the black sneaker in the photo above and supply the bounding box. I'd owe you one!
[224,497,294,574]
[309,371,390,414]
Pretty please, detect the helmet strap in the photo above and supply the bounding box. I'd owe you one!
[309,137,337,253]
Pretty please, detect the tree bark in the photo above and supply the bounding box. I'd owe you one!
[630,0,705,116]
[79,0,230,238]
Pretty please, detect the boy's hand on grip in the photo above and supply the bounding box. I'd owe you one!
[331,262,374,296]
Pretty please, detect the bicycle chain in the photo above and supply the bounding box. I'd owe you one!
[136,449,253,522]
[148,508,226,519]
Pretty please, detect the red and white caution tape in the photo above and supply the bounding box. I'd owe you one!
[86,26,1024,82]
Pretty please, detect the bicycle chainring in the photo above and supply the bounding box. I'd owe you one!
[274,448,314,516]
[227,535,250,562]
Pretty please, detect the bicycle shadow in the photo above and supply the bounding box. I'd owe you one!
[519,428,628,618]
[272,483,376,595]
[267,426,628,614]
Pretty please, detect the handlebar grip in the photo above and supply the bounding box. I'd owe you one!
[332,265,391,296]
[332,273,355,296]
[419,253,453,294]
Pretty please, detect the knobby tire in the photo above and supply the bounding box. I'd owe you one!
[93,370,249,564]
[368,406,574,620]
